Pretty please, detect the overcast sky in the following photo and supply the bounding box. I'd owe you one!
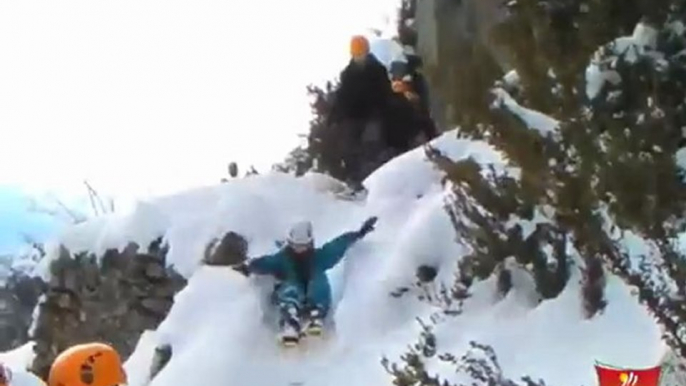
[0,0,399,252]
[0,187,64,254]
[0,0,398,201]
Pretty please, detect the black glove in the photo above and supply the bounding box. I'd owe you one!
[231,262,251,277]
[358,216,378,238]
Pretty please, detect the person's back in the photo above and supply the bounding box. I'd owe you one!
[410,73,430,114]
[331,36,393,123]
[391,79,438,146]
[385,82,420,153]
[326,36,394,190]
[393,54,432,119]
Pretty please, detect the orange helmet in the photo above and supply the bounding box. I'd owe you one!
[350,35,370,58]
[48,343,127,386]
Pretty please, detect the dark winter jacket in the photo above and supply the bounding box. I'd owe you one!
[384,92,419,152]
[330,54,393,124]
[390,57,431,119]
[385,91,437,152]
[410,73,431,117]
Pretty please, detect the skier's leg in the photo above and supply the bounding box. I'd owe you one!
[359,117,389,181]
[304,274,332,334]
[340,120,365,191]
[275,283,305,341]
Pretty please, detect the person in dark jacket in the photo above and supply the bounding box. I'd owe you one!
[327,35,394,190]
[405,53,431,115]
[389,54,432,120]
[385,79,437,152]
[329,35,393,124]
[384,80,420,153]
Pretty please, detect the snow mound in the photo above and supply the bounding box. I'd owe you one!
[27,132,663,386]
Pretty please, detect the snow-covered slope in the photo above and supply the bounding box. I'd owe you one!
[0,343,43,386]
[10,132,661,386]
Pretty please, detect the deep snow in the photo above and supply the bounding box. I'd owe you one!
[4,131,664,386]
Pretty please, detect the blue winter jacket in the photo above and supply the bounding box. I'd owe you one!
[247,231,360,285]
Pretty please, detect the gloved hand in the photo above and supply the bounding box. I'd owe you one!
[358,216,378,238]
[403,91,420,102]
[231,262,251,277]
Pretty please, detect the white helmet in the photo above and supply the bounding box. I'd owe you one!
[287,220,314,246]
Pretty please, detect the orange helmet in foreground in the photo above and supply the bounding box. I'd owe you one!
[48,343,127,386]
[350,35,370,58]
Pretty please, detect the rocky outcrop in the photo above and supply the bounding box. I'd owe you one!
[149,343,173,380]
[30,238,186,380]
[409,0,509,127]
[0,290,28,351]
[0,274,45,351]
[416,265,438,283]
[414,0,509,71]
[203,232,248,266]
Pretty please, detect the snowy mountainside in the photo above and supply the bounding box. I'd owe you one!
[16,132,663,386]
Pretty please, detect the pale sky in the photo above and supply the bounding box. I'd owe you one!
[0,0,399,204]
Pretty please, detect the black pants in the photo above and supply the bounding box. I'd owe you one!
[337,117,386,186]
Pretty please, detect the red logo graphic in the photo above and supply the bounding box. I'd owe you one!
[594,361,662,386]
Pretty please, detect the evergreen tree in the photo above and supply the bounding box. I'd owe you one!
[449,0,685,353]
[387,1,686,384]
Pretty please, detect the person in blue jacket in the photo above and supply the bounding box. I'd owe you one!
[232,216,377,340]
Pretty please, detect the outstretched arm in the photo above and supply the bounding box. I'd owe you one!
[246,252,282,275]
[316,232,361,271]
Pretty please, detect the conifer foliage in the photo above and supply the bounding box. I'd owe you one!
[385,0,686,384]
